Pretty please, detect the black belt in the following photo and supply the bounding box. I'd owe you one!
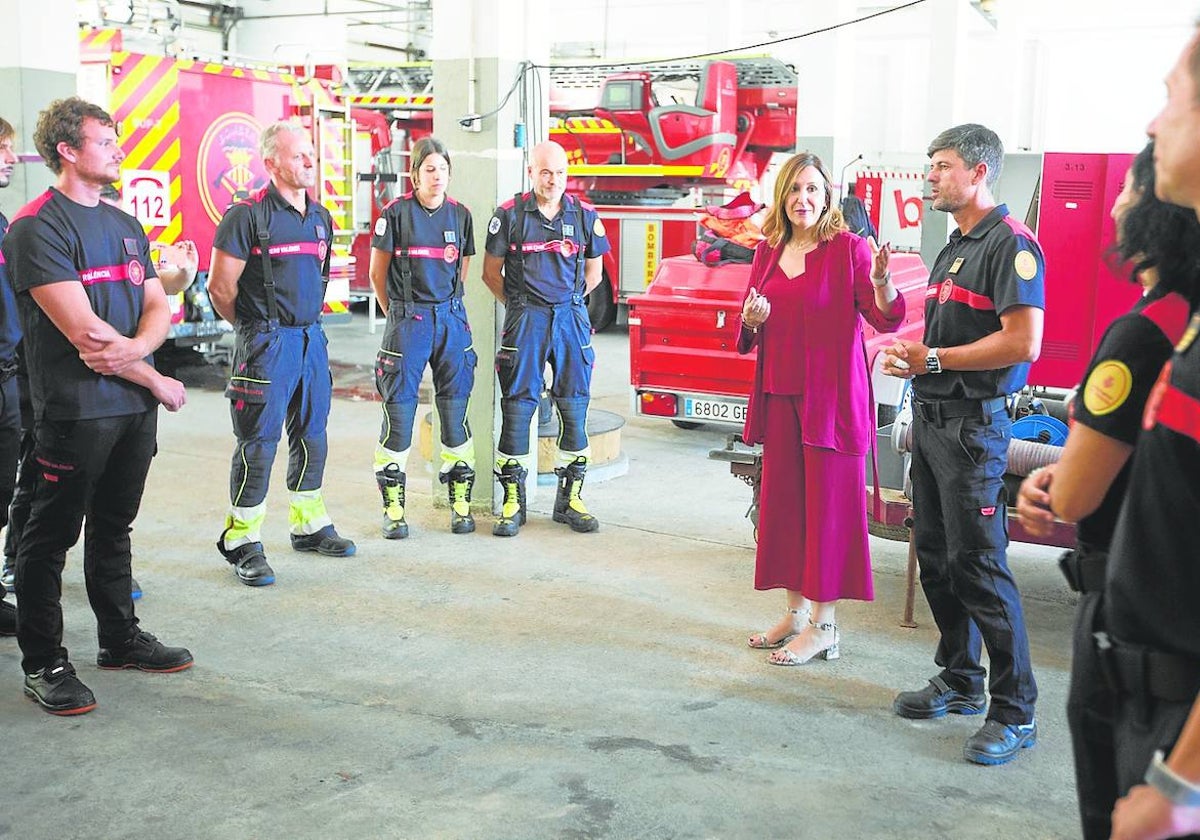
[1059,547,1107,594]
[1094,632,1200,704]
[913,396,1007,425]
[507,292,584,310]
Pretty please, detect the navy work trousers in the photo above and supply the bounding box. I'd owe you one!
[910,400,1038,725]
[226,322,331,507]
[495,297,594,457]
[375,299,476,452]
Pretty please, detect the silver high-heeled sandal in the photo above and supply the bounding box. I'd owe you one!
[768,619,840,665]
[747,607,810,650]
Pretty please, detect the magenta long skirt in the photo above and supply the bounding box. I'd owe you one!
[754,393,874,601]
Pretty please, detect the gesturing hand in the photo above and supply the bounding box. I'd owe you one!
[742,287,771,330]
[868,236,892,284]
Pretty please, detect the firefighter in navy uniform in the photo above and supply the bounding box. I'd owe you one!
[1096,25,1200,840]
[0,116,22,634]
[883,124,1044,766]
[2,98,193,715]
[482,141,611,537]
[208,121,354,588]
[1017,141,1200,840]
[369,137,477,537]
[1101,313,1200,840]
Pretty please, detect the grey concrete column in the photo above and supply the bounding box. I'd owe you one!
[431,0,549,510]
[0,0,78,216]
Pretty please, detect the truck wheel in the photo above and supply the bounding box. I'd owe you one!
[586,275,617,332]
[671,420,703,430]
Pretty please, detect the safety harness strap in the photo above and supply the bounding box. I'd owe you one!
[251,197,279,324]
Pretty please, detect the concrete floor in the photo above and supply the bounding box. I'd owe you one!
[2,310,1080,840]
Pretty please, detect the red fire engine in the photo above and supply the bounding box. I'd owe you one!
[340,57,798,331]
[551,56,798,331]
[77,27,361,346]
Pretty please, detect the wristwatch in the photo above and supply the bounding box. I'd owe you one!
[925,348,943,375]
[1145,750,1200,806]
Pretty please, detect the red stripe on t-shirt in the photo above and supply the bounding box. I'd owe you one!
[1142,292,1191,345]
[249,242,323,257]
[396,246,449,260]
[925,281,995,311]
[78,264,134,285]
[512,240,576,255]
[10,190,56,224]
[1151,381,1200,445]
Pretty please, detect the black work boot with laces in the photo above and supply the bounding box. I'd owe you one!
[553,457,600,533]
[492,459,527,537]
[439,461,476,534]
[376,463,409,539]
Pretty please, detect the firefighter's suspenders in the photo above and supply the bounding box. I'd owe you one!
[396,197,416,317]
[251,197,279,324]
[510,192,586,301]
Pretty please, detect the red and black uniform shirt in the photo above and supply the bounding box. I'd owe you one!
[371,194,475,304]
[0,210,21,363]
[1069,289,1190,551]
[483,192,611,306]
[1,188,159,421]
[213,182,333,326]
[1106,306,1200,658]
[916,204,1046,400]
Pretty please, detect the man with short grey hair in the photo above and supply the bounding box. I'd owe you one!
[207,120,354,587]
[883,122,1045,766]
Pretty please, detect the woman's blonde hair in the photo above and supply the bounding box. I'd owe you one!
[761,152,847,247]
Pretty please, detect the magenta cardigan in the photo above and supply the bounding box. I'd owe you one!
[738,231,905,456]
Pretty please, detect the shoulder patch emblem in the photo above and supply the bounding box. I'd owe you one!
[1083,359,1133,416]
[593,218,606,237]
[127,259,145,287]
[1014,249,1038,281]
[374,217,387,237]
[488,216,502,236]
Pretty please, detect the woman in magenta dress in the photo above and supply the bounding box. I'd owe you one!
[740,152,905,665]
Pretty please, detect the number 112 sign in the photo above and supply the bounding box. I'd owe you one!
[122,170,172,227]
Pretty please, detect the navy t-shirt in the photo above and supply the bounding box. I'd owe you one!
[1070,289,1189,551]
[213,183,333,326]
[916,204,1046,400]
[0,210,21,363]
[2,188,159,421]
[1107,310,1200,657]
[371,194,475,304]
[484,192,610,305]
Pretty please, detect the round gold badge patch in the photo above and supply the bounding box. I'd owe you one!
[1083,360,1133,416]
[1014,249,1038,281]
[593,218,606,237]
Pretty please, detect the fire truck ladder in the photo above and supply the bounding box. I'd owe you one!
[547,55,797,98]
[344,61,434,110]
